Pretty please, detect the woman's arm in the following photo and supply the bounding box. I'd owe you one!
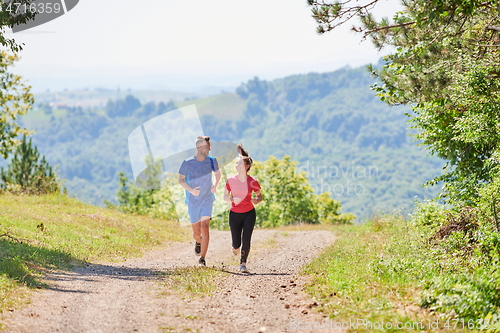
[251,190,262,205]
[223,187,234,203]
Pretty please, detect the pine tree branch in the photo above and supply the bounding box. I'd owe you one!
[309,0,380,32]
[361,21,416,36]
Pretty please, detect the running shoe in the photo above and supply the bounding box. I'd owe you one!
[194,242,201,256]
[240,264,249,273]
[198,257,206,267]
[232,247,240,256]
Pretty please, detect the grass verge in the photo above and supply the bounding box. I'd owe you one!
[160,266,227,298]
[302,214,470,332]
[0,193,189,313]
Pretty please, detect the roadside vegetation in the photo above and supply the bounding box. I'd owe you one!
[304,200,500,332]
[0,193,189,313]
[160,266,227,298]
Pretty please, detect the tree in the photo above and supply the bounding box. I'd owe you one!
[0,1,37,52]
[0,135,59,194]
[308,0,500,203]
[0,51,34,158]
[106,95,141,118]
[251,155,355,227]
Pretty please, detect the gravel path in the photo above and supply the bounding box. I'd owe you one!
[2,228,343,333]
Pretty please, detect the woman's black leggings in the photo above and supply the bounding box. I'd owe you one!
[229,208,256,264]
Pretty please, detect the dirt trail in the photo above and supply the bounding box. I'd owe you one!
[2,229,343,333]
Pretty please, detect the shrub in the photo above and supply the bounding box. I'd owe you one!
[420,270,500,321]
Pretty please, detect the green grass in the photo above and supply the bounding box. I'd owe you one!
[0,193,189,312]
[160,266,227,297]
[302,215,468,332]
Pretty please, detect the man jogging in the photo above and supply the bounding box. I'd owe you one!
[178,136,221,266]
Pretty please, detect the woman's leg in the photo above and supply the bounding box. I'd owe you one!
[240,209,256,264]
[229,210,244,251]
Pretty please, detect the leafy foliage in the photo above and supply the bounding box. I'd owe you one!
[252,155,354,227]
[408,186,500,322]
[0,135,59,194]
[113,163,177,221]
[0,1,37,52]
[0,52,34,158]
[306,0,500,321]
[252,155,318,226]
[308,0,500,205]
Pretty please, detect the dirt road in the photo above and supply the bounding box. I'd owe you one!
[2,229,343,333]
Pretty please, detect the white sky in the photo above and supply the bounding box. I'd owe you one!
[8,0,398,93]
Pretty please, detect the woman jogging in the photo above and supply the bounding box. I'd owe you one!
[223,144,262,273]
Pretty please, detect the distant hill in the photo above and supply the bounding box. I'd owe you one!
[15,65,443,220]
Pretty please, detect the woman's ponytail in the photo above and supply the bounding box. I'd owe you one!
[237,143,253,171]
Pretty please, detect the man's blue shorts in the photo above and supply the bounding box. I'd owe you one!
[188,200,213,224]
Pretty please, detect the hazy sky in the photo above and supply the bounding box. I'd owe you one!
[8,0,397,93]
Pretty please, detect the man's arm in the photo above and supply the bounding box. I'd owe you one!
[214,170,221,187]
[211,170,221,193]
[178,173,200,196]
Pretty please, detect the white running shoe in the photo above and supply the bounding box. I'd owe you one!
[240,264,249,273]
[232,247,240,256]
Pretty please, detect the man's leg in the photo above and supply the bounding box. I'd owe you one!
[191,221,201,243]
[199,216,210,258]
[188,204,202,242]
[198,200,213,259]
[188,204,203,256]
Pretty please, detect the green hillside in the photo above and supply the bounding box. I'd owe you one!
[14,65,443,220]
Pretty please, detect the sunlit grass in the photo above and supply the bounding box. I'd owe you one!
[0,193,189,312]
[160,266,227,297]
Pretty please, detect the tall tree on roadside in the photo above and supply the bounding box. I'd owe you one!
[308,0,500,203]
[0,135,59,194]
[0,1,42,157]
[0,51,34,158]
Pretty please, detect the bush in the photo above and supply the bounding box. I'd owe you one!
[316,192,355,225]
[251,155,355,227]
[113,170,177,220]
[414,193,500,325]
[421,270,500,321]
[412,200,448,229]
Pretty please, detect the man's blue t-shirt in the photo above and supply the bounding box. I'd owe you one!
[179,156,219,205]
